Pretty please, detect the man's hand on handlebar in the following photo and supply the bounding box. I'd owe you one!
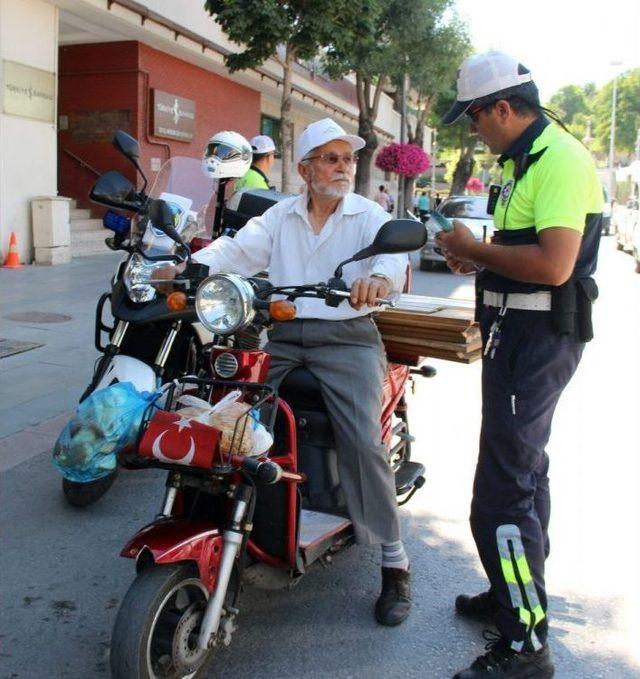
[152,262,187,295]
[349,276,392,310]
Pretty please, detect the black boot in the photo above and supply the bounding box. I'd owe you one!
[455,590,499,623]
[374,567,411,626]
[453,631,554,678]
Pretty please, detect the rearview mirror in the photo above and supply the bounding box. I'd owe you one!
[89,170,140,211]
[113,130,140,161]
[355,219,427,259]
[333,219,427,278]
[148,198,189,255]
[148,198,176,233]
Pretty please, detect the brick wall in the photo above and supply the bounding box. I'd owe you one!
[58,41,260,206]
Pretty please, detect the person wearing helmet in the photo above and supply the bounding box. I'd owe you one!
[233,135,278,192]
[156,118,412,627]
[436,51,602,679]
[202,130,253,181]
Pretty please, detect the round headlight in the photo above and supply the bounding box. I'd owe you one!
[195,273,255,335]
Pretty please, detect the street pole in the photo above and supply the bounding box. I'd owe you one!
[608,61,622,204]
[430,128,438,196]
[398,70,408,218]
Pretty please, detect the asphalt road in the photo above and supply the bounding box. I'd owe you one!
[1,239,638,678]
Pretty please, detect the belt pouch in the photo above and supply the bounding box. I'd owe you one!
[576,277,598,342]
[550,279,577,335]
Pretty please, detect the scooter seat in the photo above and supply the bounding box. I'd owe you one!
[278,366,326,412]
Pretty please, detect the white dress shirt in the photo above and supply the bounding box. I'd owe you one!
[193,190,408,320]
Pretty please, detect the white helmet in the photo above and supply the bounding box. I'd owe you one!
[202,131,252,179]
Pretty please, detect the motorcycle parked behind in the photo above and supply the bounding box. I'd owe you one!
[108,216,430,679]
[62,130,267,507]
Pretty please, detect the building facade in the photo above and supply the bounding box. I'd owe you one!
[1,0,417,263]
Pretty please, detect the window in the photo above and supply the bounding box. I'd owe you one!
[261,115,282,154]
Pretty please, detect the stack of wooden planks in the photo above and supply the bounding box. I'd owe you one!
[374,294,481,364]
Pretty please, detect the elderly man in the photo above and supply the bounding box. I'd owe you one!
[157,118,412,625]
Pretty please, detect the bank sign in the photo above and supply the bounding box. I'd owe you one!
[3,60,55,123]
[152,90,195,142]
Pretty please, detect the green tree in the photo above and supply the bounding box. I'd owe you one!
[400,14,470,207]
[429,88,480,196]
[545,83,598,149]
[324,0,465,198]
[593,68,640,157]
[203,0,375,192]
[547,84,588,124]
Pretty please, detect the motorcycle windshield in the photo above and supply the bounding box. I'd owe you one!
[139,156,217,256]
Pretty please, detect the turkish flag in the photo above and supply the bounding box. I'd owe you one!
[138,411,221,468]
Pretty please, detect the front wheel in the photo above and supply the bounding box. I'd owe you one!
[110,564,217,679]
[62,469,118,507]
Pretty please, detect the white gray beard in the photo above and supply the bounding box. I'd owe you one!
[312,177,352,198]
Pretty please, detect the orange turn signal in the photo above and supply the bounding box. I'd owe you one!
[166,291,188,311]
[269,300,296,321]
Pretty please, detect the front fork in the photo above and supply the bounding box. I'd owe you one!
[80,320,130,402]
[155,477,254,650]
[198,485,253,650]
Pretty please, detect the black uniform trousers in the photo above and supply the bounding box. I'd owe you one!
[472,305,584,648]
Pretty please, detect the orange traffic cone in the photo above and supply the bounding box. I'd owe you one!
[3,232,24,268]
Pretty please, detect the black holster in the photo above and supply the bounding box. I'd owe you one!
[550,280,577,336]
[550,276,598,342]
[576,276,598,342]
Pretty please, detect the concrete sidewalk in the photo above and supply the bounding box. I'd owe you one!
[0,252,121,470]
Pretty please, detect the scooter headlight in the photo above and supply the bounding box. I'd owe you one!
[195,274,256,335]
[123,253,163,303]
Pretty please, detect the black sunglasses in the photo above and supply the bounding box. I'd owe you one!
[466,101,496,123]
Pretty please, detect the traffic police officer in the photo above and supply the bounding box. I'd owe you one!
[437,51,602,678]
[234,134,278,192]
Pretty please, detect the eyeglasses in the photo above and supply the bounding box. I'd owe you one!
[466,102,495,123]
[303,152,359,165]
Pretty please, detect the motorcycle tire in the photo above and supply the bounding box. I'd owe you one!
[110,563,222,679]
[62,469,118,508]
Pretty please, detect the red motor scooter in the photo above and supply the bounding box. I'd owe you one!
[109,218,431,679]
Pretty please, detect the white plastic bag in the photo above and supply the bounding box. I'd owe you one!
[176,390,273,456]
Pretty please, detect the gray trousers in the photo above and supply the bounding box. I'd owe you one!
[265,317,401,545]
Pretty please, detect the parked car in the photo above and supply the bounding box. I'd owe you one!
[420,195,494,271]
[615,198,639,251]
[613,197,640,273]
[632,219,640,274]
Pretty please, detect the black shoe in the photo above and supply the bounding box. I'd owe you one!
[455,590,499,623]
[374,567,411,626]
[453,631,554,678]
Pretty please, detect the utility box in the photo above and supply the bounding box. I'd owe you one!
[31,197,71,265]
